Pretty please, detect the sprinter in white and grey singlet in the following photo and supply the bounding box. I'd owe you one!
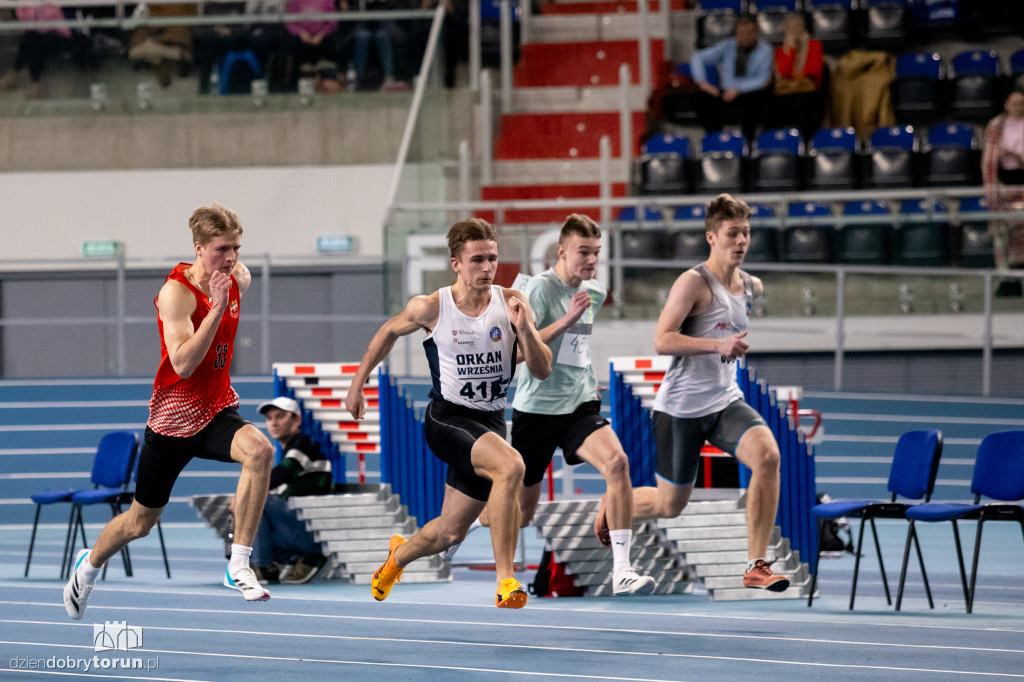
[626,194,791,593]
[423,284,517,410]
[344,218,552,609]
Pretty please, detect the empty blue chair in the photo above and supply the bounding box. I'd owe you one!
[897,198,950,265]
[867,125,917,188]
[754,0,797,45]
[617,207,667,268]
[924,123,977,186]
[25,432,138,579]
[949,50,1001,121]
[697,0,743,48]
[746,203,780,262]
[640,135,690,195]
[807,0,856,53]
[809,430,943,609]
[807,127,859,190]
[956,196,994,268]
[672,205,709,259]
[1012,49,1024,91]
[862,0,909,48]
[752,128,803,191]
[698,131,746,193]
[891,52,943,124]
[784,201,834,262]
[896,431,1024,613]
[839,200,893,264]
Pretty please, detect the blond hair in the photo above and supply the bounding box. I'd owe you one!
[189,204,243,246]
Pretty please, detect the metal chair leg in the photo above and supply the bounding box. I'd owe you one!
[895,519,915,611]
[849,516,868,610]
[950,520,970,612]
[910,524,933,609]
[967,518,985,614]
[24,504,41,577]
[868,517,891,605]
[807,542,821,607]
[156,521,171,579]
[60,505,77,580]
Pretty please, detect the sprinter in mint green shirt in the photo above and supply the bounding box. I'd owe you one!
[447,214,655,596]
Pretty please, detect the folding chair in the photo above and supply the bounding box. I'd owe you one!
[67,452,172,580]
[896,430,1024,613]
[24,431,138,578]
[808,429,942,609]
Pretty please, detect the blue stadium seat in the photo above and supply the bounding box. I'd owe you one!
[1011,49,1024,92]
[891,52,943,124]
[956,196,995,268]
[784,201,834,263]
[746,203,780,262]
[806,127,859,189]
[752,128,803,191]
[839,200,893,264]
[807,0,856,53]
[697,0,743,49]
[897,198,951,265]
[866,125,917,188]
[754,0,798,45]
[924,123,978,186]
[862,0,910,49]
[617,207,667,265]
[698,131,746,193]
[948,50,1001,122]
[671,206,710,261]
[639,135,690,195]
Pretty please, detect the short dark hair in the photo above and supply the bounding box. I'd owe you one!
[736,13,758,28]
[559,213,601,243]
[705,194,751,233]
[447,218,498,258]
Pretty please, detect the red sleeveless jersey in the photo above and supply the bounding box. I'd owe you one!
[147,263,241,437]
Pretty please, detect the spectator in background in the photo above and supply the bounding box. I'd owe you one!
[249,396,333,584]
[765,12,824,140]
[128,3,197,88]
[690,14,772,142]
[346,0,411,91]
[286,0,342,92]
[0,2,73,99]
[191,0,246,95]
[982,90,1024,297]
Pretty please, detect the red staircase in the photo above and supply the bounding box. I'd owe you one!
[514,40,664,88]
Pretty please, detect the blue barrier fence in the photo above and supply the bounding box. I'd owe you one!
[609,359,818,565]
[378,367,446,527]
[272,369,347,485]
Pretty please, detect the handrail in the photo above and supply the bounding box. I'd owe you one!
[382,1,446,224]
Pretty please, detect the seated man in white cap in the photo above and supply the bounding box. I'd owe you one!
[247,396,333,584]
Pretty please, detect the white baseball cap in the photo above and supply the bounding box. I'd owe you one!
[257,396,301,416]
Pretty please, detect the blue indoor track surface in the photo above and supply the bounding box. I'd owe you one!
[2,520,1022,682]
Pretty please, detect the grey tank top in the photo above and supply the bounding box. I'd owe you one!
[652,263,752,418]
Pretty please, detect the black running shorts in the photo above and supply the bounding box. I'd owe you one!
[511,400,610,487]
[423,398,506,502]
[135,407,250,509]
[654,399,768,486]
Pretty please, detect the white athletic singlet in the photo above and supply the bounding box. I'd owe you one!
[652,263,751,419]
[423,285,518,411]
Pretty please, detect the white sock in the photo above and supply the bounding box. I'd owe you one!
[746,557,765,573]
[467,518,483,535]
[79,551,101,585]
[609,529,632,574]
[229,544,252,573]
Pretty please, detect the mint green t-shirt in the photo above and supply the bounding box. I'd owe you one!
[512,268,607,415]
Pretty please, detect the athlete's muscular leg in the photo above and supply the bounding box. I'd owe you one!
[479,480,542,529]
[229,424,275,546]
[394,486,486,566]
[631,478,694,521]
[468,433,526,581]
[576,426,632,530]
[734,425,781,559]
[88,500,164,567]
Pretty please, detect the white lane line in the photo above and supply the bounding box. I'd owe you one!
[0,671,209,682]
[803,392,1024,406]
[2,598,1023,636]
[821,435,983,446]
[0,635,1018,679]
[0,448,94,456]
[5,619,1023,656]
[0,399,266,410]
[0,377,268,387]
[0,472,239,480]
[816,456,975,465]
[822,414,1024,426]
[0,424,143,432]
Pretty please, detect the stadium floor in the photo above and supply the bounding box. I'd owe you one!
[2,519,1022,681]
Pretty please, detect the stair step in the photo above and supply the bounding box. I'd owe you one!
[588,577,693,597]
[306,513,409,531]
[709,576,812,601]
[662,526,747,541]
[490,159,628,186]
[313,522,416,542]
[494,111,646,160]
[514,40,664,89]
[477,182,628,223]
[510,85,648,114]
[659,511,749,528]
[528,10,673,42]
[295,501,399,520]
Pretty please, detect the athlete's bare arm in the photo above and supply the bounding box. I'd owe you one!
[537,289,591,345]
[653,270,749,360]
[233,262,252,297]
[750,273,765,300]
[157,278,229,379]
[344,293,439,420]
[504,289,552,380]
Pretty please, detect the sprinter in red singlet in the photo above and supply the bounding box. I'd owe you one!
[63,204,276,620]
